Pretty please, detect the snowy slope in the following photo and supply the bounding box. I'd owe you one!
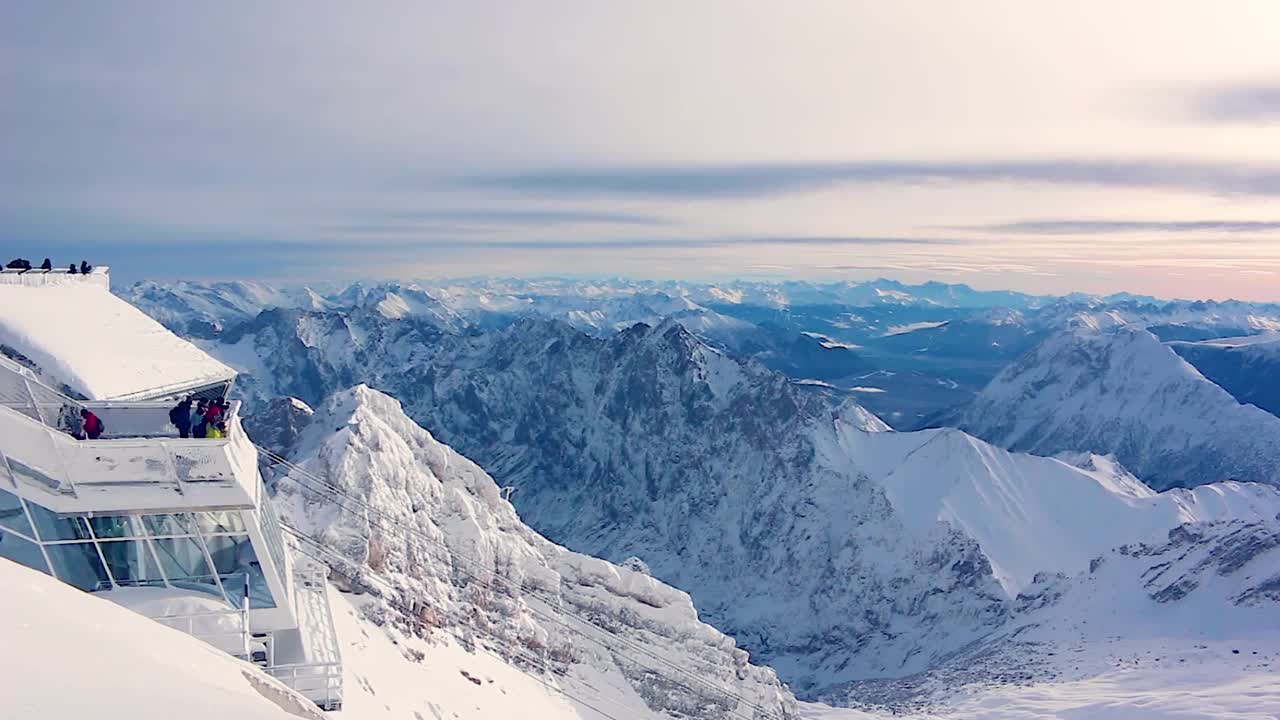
[812,517,1280,717]
[0,559,321,720]
[835,427,1280,595]
[331,589,637,719]
[274,385,799,720]
[954,325,1280,489]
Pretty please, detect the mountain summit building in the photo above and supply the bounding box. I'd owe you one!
[0,266,343,710]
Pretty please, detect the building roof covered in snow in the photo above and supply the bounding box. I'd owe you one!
[0,270,235,400]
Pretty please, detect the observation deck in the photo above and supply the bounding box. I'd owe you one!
[0,277,342,710]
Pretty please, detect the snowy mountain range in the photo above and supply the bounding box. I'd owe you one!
[105,275,1280,716]
[119,277,1280,431]
[260,380,1280,715]
[953,325,1280,489]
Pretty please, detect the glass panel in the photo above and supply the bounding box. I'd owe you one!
[4,457,60,492]
[98,540,165,588]
[0,487,34,538]
[150,536,217,590]
[88,515,144,539]
[0,528,49,574]
[195,511,245,534]
[142,513,193,537]
[254,504,287,575]
[45,543,110,591]
[204,534,275,608]
[25,501,91,542]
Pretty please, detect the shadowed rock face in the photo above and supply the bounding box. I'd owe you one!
[244,396,315,460]
[1119,520,1280,604]
[1171,338,1280,418]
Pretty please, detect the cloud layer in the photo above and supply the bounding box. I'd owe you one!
[466,159,1280,199]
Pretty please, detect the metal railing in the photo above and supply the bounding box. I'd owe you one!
[108,377,235,404]
[0,266,110,289]
[154,607,253,659]
[263,662,343,711]
[261,563,344,710]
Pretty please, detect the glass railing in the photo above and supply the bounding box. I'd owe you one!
[0,353,236,440]
[0,400,260,496]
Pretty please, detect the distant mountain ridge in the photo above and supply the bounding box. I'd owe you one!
[1169,332,1280,418]
[953,325,1280,489]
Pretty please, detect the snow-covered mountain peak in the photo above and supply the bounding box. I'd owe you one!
[956,326,1280,489]
[1066,309,1129,331]
[276,384,799,720]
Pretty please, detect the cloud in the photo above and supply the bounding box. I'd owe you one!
[329,234,953,250]
[463,159,1280,199]
[351,208,673,228]
[1186,82,1280,123]
[324,208,673,236]
[0,206,957,283]
[955,219,1280,234]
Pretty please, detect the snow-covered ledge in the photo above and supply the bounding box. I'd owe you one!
[0,266,110,290]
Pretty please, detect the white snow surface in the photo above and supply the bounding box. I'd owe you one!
[881,321,947,336]
[803,662,1280,720]
[810,516,1280,717]
[0,559,321,720]
[0,283,234,399]
[835,427,1280,595]
[331,588,697,720]
[96,585,236,617]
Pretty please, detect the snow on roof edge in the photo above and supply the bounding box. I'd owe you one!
[0,283,235,401]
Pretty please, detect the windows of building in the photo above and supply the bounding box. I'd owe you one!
[26,502,92,541]
[0,486,33,536]
[204,533,275,608]
[44,542,111,590]
[0,528,47,574]
[0,485,281,609]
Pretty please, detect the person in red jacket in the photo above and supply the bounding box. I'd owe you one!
[203,397,226,428]
[80,408,105,440]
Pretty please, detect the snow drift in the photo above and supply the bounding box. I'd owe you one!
[0,559,320,720]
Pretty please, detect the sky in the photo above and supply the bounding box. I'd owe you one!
[4,1,1280,299]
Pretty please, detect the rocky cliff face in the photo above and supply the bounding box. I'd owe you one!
[273,385,799,720]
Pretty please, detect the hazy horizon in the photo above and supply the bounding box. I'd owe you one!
[6,2,1280,300]
[107,271,1280,306]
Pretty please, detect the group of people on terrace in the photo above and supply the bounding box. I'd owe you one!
[55,396,232,441]
[170,396,231,439]
[6,258,94,275]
